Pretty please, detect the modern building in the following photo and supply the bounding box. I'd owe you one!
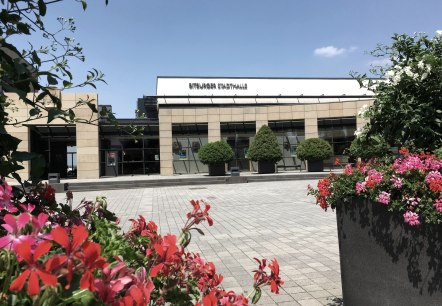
[6,77,374,179]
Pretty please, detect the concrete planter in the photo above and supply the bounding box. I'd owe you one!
[307,160,323,172]
[257,161,275,174]
[208,163,225,176]
[336,198,442,306]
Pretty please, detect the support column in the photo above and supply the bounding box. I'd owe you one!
[305,118,319,139]
[75,93,100,179]
[208,121,220,142]
[256,120,268,132]
[160,121,173,176]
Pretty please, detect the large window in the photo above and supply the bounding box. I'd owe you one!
[318,117,356,168]
[99,121,160,176]
[221,122,256,171]
[172,123,208,174]
[269,120,305,171]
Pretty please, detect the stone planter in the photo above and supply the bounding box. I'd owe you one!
[307,160,323,172]
[257,161,275,174]
[336,198,442,306]
[208,163,225,176]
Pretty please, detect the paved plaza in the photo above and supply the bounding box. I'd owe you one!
[63,179,342,306]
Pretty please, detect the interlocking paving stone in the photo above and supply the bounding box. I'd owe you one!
[61,179,342,305]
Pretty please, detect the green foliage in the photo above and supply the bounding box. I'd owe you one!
[348,135,391,160]
[89,217,148,268]
[435,147,442,158]
[198,141,234,165]
[353,32,442,152]
[296,138,332,161]
[247,125,282,162]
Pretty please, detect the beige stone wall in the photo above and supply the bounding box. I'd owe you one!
[158,99,373,175]
[5,91,100,179]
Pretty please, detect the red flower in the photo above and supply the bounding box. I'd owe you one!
[46,225,89,288]
[268,259,284,294]
[9,241,57,296]
[78,241,108,291]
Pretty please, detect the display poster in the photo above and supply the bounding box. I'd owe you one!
[179,150,188,160]
[107,151,117,166]
[290,145,297,157]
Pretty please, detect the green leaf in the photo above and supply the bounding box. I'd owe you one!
[81,0,87,10]
[38,0,47,16]
[190,227,205,236]
[63,80,73,88]
[85,101,98,113]
[251,287,262,304]
[47,108,64,123]
[29,108,40,116]
[47,74,58,85]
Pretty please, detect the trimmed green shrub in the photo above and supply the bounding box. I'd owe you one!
[348,136,391,160]
[247,125,283,163]
[296,138,332,161]
[198,141,234,165]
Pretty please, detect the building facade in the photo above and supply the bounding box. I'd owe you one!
[6,77,374,179]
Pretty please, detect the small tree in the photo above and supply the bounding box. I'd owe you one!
[248,125,282,163]
[353,32,442,152]
[348,136,391,161]
[296,138,332,161]
[198,141,234,165]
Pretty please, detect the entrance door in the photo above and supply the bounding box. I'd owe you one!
[226,137,250,171]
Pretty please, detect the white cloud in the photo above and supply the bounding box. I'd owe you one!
[313,45,357,58]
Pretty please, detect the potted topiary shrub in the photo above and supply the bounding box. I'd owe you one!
[198,141,234,176]
[296,138,332,172]
[247,125,283,174]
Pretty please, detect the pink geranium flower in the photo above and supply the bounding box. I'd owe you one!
[377,192,391,205]
[434,198,442,212]
[0,214,34,251]
[403,211,420,226]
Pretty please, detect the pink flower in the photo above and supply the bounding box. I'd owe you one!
[403,211,420,226]
[0,179,16,212]
[355,182,366,194]
[0,179,13,205]
[377,192,391,205]
[406,197,421,207]
[0,214,34,251]
[390,176,403,188]
[434,198,442,212]
[344,164,353,175]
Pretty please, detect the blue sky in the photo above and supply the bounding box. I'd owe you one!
[30,0,442,118]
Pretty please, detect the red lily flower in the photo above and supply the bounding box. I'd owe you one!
[9,241,57,296]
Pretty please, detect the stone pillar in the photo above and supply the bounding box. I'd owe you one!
[75,93,100,179]
[208,121,220,142]
[159,121,173,176]
[255,120,268,132]
[305,104,319,139]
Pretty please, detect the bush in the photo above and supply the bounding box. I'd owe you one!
[247,125,283,163]
[435,147,442,158]
[348,136,391,160]
[198,141,234,165]
[296,138,332,161]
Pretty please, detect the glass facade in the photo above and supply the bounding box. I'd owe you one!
[221,122,256,171]
[318,116,356,168]
[29,125,76,179]
[172,123,208,174]
[268,120,306,171]
[99,122,160,176]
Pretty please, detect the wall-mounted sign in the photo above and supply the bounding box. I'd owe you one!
[189,82,248,90]
[290,145,297,157]
[179,150,188,161]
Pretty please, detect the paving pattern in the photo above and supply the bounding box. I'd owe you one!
[60,179,343,306]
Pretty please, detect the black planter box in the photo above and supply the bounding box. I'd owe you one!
[336,198,442,306]
[208,163,225,176]
[258,161,275,174]
[307,160,323,172]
